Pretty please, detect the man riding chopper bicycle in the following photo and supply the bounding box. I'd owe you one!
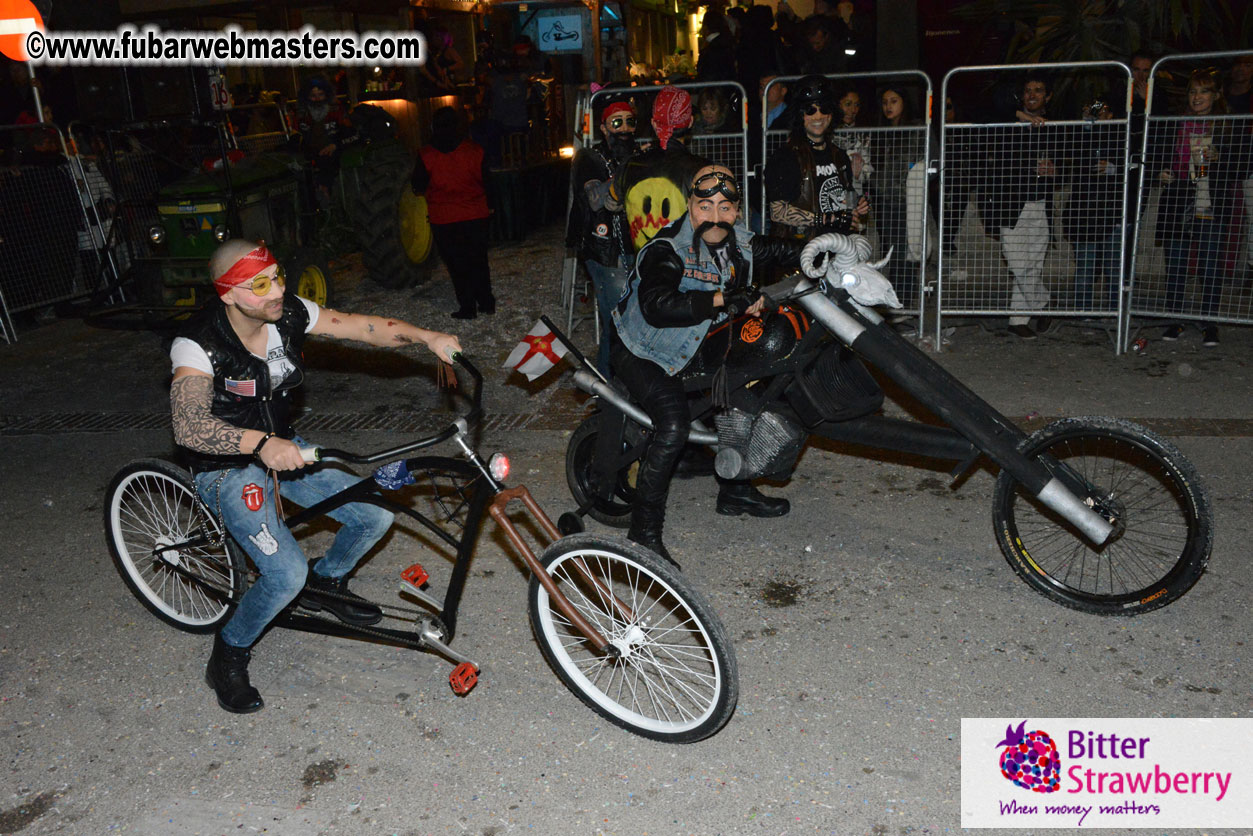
[610,162,867,564]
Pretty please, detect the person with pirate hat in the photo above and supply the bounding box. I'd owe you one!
[566,95,639,374]
[169,240,461,714]
[610,164,807,564]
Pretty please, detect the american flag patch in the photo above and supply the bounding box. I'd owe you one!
[224,378,257,396]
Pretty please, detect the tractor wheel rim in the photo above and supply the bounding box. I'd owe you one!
[399,191,433,264]
[297,265,329,307]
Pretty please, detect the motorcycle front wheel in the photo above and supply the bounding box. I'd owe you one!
[566,415,640,528]
[992,417,1213,616]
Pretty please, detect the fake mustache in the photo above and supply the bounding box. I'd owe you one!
[694,221,736,237]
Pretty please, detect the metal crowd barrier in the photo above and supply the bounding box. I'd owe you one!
[0,122,112,343]
[937,61,1134,351]
[761,71,933,328]
[1129,50,1253,348]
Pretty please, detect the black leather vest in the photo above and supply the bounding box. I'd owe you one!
[177,295,310,470]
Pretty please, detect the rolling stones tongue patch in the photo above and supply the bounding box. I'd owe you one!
[241,482,264,512]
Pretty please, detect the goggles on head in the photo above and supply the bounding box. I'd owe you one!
[804,103,833,116]
[690,170,741,202]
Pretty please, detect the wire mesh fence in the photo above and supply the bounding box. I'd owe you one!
[0,123,108,342]
[937,62,1134,347]
[1130,51,1253,344]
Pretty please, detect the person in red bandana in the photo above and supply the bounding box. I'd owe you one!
[606,86,709,253]
[168,239,461,714]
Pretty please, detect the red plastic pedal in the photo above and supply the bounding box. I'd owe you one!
[449,663,479,696]
[401,563,430,587]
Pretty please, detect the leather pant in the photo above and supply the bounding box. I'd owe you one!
[609,336,690,538]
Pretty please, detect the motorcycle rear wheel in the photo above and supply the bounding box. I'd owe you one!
[992,417,1213,616]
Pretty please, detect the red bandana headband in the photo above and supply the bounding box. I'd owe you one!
[602,101,635,123]
[213,244,277,296]
[652,86,691,150]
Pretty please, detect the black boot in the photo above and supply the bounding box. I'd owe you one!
[716,480,790,517]
[301,572,383,626]
[205,635,264,714]
[627,502,678,569]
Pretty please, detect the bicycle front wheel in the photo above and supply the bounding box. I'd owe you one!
[528,534,737,743]
[992,417,1213,616]
[105,459,245,632]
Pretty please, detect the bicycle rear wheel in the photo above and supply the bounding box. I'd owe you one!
[528,534,737,743]
[992,417,1213,616]
[105,459,245,632]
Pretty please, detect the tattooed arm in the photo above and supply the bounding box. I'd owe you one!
[170,370,307,471]
[769,199,817,228]
[310,310,462,362]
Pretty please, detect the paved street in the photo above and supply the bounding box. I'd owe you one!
[2,223,1251,836]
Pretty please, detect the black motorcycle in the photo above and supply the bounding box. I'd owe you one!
[555,233,1214,617]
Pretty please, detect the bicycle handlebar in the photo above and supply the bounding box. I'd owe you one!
[304,352,483,466]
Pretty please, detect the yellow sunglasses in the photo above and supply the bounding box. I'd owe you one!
[238,267,286,297]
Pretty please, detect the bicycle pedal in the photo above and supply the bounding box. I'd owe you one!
[401,563,430,587]
[449,662,479,696]
[400,563,443,612]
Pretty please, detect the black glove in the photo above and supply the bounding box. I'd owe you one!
[818,210,852,230]
[721,287,762,318]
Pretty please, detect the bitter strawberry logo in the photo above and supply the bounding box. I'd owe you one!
[996,720,1061,793]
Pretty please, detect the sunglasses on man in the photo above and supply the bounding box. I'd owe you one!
[804,103,833,116]
[690,170,741,202]
[608,116,637,130]
[237,267,286,297]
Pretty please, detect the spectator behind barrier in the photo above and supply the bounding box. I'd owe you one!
[693,87,734,136]
[984,73,1062,339]
[833,85,872,195]
[871,86,927,313]
[1064,99,1124,313]
[1152,68,1243,347]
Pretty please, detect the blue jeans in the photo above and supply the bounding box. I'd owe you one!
[584,258,628,377]
[1164,217,1223,321]
[195,448,394,648]
[1072,230,1121,311]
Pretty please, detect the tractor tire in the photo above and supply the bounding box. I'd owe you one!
[353,141,434,289]
[284,248,334,309]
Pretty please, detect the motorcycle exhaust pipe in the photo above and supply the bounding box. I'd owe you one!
[571,371,720,446]
[793,279,1115,547]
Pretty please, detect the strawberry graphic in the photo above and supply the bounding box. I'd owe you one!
[995,721,1061,793]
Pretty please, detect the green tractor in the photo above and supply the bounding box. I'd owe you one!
[95,101,433,327]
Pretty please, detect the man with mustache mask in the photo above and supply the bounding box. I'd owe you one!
[610,165,807,563]
[291,76,358,206]
[566,98,639,374]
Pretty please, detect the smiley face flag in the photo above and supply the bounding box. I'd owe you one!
[503,320,569,381]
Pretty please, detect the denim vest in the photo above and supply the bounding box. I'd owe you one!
[613,215,755,376]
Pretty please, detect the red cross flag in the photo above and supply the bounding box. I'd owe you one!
[503,320,569,381]
[0,0,44,62]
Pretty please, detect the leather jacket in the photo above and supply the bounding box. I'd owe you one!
[177,295,310,471]
[771,135,856,239]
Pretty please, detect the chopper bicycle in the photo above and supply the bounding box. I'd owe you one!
[558,234,1214,617]
[103,355,737,742]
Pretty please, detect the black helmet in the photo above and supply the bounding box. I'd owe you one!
[791,74,836,108]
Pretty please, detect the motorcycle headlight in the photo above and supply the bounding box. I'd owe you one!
[148,225,165,244]
[213,224,230,243]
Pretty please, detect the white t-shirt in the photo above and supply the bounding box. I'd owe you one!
[170,297,320,390]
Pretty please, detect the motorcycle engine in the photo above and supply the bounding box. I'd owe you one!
[713,407,805,480]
